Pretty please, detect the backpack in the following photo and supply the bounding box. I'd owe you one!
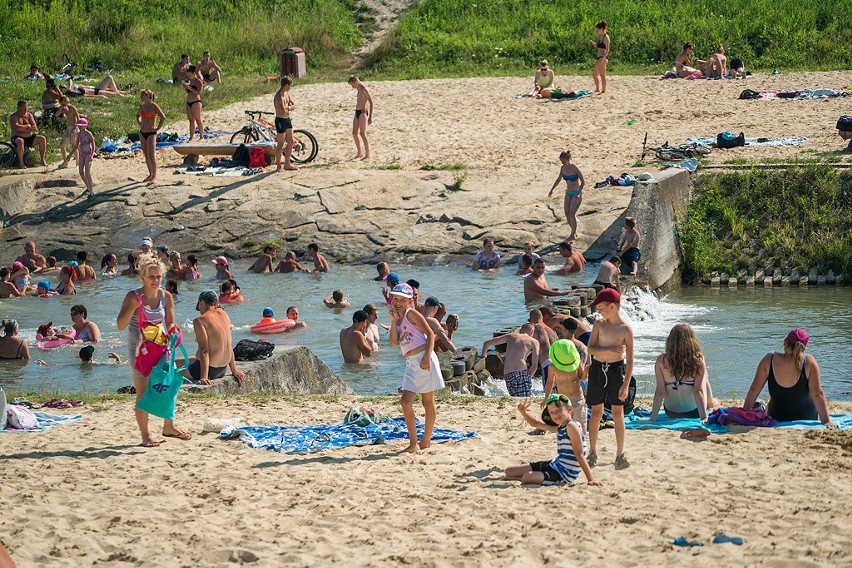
[716,131,745,149]
[6,404,38,429]
[232,143,251,167]
[233,339,275,361]
[837,116,852,132]
[738,89,760,100]
[343,405,389,427]
[604,375,637,415]
[248,146,267,168]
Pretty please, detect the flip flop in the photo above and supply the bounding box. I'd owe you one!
[162,431,192,441]
[680,428,711,440]
[713,534,744,545]
[672,536,703,547]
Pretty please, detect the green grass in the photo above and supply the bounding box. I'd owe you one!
[367,0,852,79]
[419,162,466,171]
[679,165,852,277]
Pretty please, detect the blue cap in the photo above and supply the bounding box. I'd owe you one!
[37,280,51,292]
[262,307,274,318]
[386,272,400,286]
[67,261,79,267]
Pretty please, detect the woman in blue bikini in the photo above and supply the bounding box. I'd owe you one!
[547,150,585,242]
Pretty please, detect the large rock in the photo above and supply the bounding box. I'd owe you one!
[181,345,353,395]
[0,179,33,223]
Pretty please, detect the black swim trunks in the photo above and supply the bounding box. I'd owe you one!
[587,359,626,406]
[11,135,35,149]
[202,72,212,82]
[355,109,365,119]
[188,360,228,382]
[275,117,292,133]
[530,460,565,483]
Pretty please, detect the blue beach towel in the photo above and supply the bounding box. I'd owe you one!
[625,410,852,432]
[220,417,476,454]
[1,412,83,433]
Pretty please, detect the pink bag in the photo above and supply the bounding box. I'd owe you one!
[133,293,182,377]
[7,404,38,429]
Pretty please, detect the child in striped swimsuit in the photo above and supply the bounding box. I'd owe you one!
[505,395,602,486]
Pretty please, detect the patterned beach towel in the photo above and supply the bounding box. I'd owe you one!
[220,417,476,454]
[625,410,852,432]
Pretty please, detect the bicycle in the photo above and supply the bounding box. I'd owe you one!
[230,110,318,164]
[641,132,712,162]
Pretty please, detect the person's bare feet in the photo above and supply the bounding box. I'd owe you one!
[162,427,191,440]
[140,438,160,447]
[418,440,431,450]
[283,164,298,171]
[40,160,48,166]
[353,154,362,160]
[402,443,420,454]
[361,155,370,161]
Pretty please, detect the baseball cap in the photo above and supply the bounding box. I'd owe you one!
[79,345,95,361]
[424,296,440,307]
[196,290,218,309]
[389,283,414,299]
[75,118,88,127]
[155,245,169,254]
[213,256,229,265]
[591,288,621,306]
[386,272,400,286]
[37,322,53,336]
[11,261,23,270]
[549,340,580,372]
[786,328,809,346]
[37,280,51,292]
[262,307,274,318]
[140,238,153,247]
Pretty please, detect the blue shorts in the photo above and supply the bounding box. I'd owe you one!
[620,247,641,264]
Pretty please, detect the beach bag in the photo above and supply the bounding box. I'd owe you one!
[343,405,389,427]
[738,89,760,100]
[233,339,275,361]
[232,143,251,167]
[136,333,190,420]
[133,293,182,377]
[248,146,267,168]
[604,375,637,415]
[716,131,745,149]
[6,404,38,429]
[837,116,852,132]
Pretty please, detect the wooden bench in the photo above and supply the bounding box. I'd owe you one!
[172,143,277,166]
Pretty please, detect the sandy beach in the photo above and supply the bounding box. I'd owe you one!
[2,396,851,566]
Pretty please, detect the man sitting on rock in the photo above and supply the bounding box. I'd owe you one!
[183,291,245,385]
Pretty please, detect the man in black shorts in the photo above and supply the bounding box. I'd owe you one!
[10,100,47,169]
[273,76,297,171]
[182,291,246,385]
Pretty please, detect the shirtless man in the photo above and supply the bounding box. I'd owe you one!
[56,96,80,167]
[374,261,390,281]
[0,268,23,298]
[273,76,297,171]
[552,242,584,275]
[197,51,222,84]
[593,256,622,294]
[16,241,47,272]
[706,45,727,79]
[10,100,47,169]
[340,310,373,363]
[481,323,540,397]
[348,76,373,160]
[307,243,330,272]
[616,217,641,276]
[285,306,308,329]
[26,65,44,81]
[324,290,351,309]
[587,288,633,469]
[543,339,589,435]
[184,291,246,385]
[529,309,557,388]
[555,313,593,347]
[248,245,276,273]
[362,304,380,351]
[424,297,456,353]
[172,54,190,82]
[524,258,573,302]
[675,43,701,78]
[75,251,97,281]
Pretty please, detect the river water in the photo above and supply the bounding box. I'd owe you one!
[1,262,850,401]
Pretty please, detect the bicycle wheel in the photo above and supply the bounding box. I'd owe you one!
[686,144,712,157]
[291,129,318,164]
[656,147,687,162]
[229,128,259,145]
[0,142,16,168]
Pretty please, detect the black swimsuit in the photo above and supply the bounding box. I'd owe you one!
[766,354,817,421]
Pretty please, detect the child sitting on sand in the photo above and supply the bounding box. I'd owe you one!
[324,290,351,308]
[505,396,601,486]
[616,217,641,276]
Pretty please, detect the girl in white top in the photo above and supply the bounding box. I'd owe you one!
[388,283,445,453]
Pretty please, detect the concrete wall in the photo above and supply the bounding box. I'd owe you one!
[182,345,354,396]
[624,169,692,291]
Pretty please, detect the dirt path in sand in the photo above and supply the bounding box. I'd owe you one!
[351,0,417,69]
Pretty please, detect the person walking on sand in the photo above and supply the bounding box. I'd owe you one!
[183,65,204,140]
[388,283,444,453]
[274,76,297,171]
[70,118,95,199]
[349,76,373,160]
[591,21,610,94]
[548,150,585,242]
[116,257,190,447]
[56,96,80,167]
[137,89,166,183]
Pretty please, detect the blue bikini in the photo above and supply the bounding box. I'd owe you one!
[562,170,582,198]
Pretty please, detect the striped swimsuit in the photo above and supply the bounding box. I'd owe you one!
[549,421,586,483]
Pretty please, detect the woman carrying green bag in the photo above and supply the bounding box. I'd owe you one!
[117,257,191,447]
[136,331,190,421]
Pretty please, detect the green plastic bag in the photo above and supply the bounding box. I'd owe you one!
[136,333,190,420]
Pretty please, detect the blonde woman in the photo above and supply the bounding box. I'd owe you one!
[651,324,715,421]
[137,89,166,183]
[744,328,835,427]
[116,257,190,446]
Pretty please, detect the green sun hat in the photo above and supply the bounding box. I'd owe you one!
[549,339,580,372]
[541,393,572,426]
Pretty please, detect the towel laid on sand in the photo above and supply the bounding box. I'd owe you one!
[687,136,809,148]
[220,417,476,454]
[625,410,852,432]
[1,412,83,433]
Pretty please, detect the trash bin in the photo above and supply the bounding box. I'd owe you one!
[280,47,306,79]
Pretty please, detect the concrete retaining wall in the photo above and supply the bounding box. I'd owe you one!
[182,345,354,396]
[624,169,692,291]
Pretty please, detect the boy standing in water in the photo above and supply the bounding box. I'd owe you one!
[348,76,373,160]
[586,288,633,469]
[273,76,297,171]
